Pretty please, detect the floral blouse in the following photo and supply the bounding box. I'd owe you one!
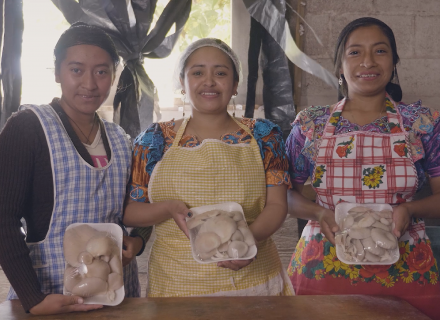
[286,100,440,192]
[129,118,290,203]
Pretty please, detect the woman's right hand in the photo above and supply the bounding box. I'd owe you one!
[167,200,191,238]
[316,207,339,245]
[29,294,102,315]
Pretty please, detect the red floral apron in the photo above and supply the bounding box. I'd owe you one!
[287,97,440,320]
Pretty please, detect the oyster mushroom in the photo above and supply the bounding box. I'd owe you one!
[64,265,82,292]
[352,239,365,261]
[371,228,397,250]
[108,254,123,275]
[85,234,119,259]
[84,258,111,281]
[218,241,230,252]
[238,226,255,247]
[108,272,124,291]
[348,206,370,215]
[226,211,244,222]
[78,251,93,265]
[186,210,222,230]
[231,230,244,241]
[357,215,376,228]
[194,232,222,254]
[364,251,381,262]
[198,248,218,260]
[372,221,390,231]
[227,241,249,259]
[348,227,371,240]
[199,215,237,243]
[71,277,108,298]
[63,225,99,267]
[361,237,385,256]
[342,215,354,229]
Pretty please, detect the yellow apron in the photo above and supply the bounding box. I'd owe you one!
[148,116,293,296]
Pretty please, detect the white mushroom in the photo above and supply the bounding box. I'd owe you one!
[361,237,385,256]
[372,221,390,231]
[352,239,365,261]
[238,226,255,246]
[71,277,108,298]
[371,228,397,250]
[348,206,370,215]
[226,211,244,222]
[108,272,124,291]
[227,241,249,259]
[199,215,237,243]
[108,254,123,275]
[342,215,354,229]
[217,241,230,252]
[364,251,381,262]
[85,234,118,259]
[194,232,222,254]
[77,251,93,265]
[348,227,371,240]
[357,215,376,228]
[64,265,82,292]
[186,210,222,230]
[63,225,99,267]
[231,230,244,241]
[85,258,111,281]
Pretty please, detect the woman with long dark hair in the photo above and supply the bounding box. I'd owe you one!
[286,17,440,319]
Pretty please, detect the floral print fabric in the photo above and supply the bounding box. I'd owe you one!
[129,118,290,203]
[286,100,440,191]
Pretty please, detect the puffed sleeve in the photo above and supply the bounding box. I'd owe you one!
[253,119,290,187]
[285,110,313,184]
[128,123,166,203]
[415,106,440,177]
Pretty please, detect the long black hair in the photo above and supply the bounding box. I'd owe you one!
[333,17,402,102]
[54,22,120,74]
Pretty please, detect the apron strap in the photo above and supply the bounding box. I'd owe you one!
[171,115,257,148]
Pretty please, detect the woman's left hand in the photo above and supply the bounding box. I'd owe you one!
[392,204,412,238]
[217,258,255,271]
[122,235,144,266]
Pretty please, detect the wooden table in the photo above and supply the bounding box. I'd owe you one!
[0,296,431,320]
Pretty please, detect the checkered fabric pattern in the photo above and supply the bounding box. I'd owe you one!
[147,117,293,297]
[7,104,140,300]
[305,98,425,245]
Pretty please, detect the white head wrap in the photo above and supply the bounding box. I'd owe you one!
[174,38,242,91]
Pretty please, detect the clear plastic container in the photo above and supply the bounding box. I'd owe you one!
[186,202,257,264]
[335,202,399,265]
[63,223,124,306]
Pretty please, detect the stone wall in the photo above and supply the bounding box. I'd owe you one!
[299,0,440,110]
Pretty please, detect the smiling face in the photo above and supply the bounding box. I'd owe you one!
[181,46,238,115]
[340,25,394,99]
[55,44,115,118]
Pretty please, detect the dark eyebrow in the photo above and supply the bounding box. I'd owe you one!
[189,64,230,69]
[67,61,111,68]
[346,42,390,49]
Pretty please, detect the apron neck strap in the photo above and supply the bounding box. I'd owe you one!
[171,114,253,148]
[324,94,403,137]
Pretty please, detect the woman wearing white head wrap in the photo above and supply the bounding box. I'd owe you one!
[124,38,294,297]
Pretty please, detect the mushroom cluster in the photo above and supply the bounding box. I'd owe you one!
[335,206,399,264]
[187,210,256,261]
[63,224,123,302]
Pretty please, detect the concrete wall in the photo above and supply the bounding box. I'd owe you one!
[299,0,440,110]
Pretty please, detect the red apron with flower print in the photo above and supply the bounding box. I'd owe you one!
[288,97,440,320]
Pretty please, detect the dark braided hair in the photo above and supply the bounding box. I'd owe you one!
[333,17,402,102]
[54,22,119,73]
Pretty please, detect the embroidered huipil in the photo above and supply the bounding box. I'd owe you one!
[286,97,440,320]
[129,117,293,296]
[7,105,140,300]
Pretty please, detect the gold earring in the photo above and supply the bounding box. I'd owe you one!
[232,93,237,117]
[181,90,186,117]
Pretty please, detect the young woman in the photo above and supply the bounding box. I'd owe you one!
[286,17,440,319]
[0,23,146,315]
[123,38,294,297]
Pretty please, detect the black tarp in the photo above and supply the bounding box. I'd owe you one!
[52,0,191,139]
[0,0,23,130]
